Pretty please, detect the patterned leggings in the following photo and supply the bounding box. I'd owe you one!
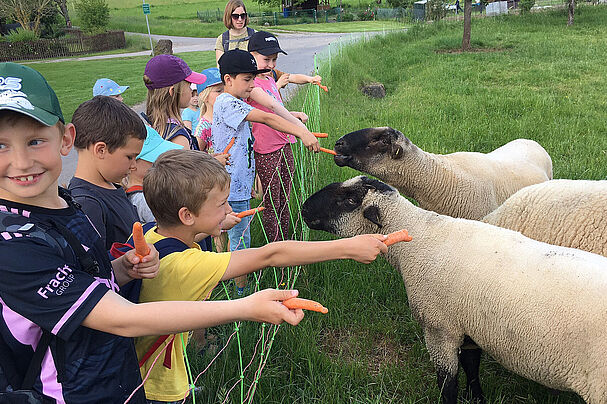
[254,144,295,242]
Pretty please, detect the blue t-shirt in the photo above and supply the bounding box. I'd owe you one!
[211,93,255,201]
[181,107,200,134]
[0,191,145,403]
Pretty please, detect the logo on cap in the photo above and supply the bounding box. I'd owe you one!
[264,37,277,42]
[0,77,22,91]
[0,77,34,110]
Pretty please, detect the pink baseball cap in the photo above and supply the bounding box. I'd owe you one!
[144,54,206,90]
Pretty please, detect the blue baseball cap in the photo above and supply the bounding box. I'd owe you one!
[137,126,184,162]
[93,78,129,97]
[196,68,222,93]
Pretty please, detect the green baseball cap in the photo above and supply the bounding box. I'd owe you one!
[0,62,64,126]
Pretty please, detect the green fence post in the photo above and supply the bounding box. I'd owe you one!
[274,11,277,25]
[313,9,317,23]
[325,10,328,22]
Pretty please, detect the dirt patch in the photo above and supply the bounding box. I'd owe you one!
[436,47,506,54]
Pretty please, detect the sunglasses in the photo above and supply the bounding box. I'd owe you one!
[231,12,247,20]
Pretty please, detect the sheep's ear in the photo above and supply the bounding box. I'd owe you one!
[391,144,404,160]
[363,205,382,228]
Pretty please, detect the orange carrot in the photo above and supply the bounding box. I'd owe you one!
[283,297,328,314]
[132,222,150,259]
[314,82,329,92]
[319,147,337,155]
[236,206,265,218]
[383,229,413,247]
[313,132,328,138]
[223,137,236,154]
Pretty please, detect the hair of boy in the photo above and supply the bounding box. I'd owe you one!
[72,95,146,152]
[0,110,65,135]
[144,77,186,138]
[143,149,231,227]
[223,0,249,29]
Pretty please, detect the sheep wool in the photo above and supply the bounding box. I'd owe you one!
[333,127,553,219]
[483,179,607,257]
[302,176,607,404]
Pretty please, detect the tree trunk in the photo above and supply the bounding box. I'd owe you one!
[567,0,575,26]
[55,0,72,27]
[462,0,472,50]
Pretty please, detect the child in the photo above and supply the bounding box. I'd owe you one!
[68,96,145,250]
[194,67,223,153]
[180,84,199,131]
[143,54,206,150]
[92,77,129,101]
[247,31,315,242]
[0,62,308,404]
[212,49,320,295]
[126,125,183,224]
[137,149,388,402]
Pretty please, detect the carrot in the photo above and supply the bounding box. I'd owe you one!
[132,222,150,259]
[222,137,236,154]
[319,147,337,155]
[313,132,328,138]
[283,297,328,314]
[236,206,265,218]
[383,229,413,247]
[314,82,329,92]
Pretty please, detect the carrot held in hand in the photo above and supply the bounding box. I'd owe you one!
[313,132,328,138]
[314,82,329,92]
[223,137,236,154]
[236,206,265,218]
[319,147,337,155]
[132,222,150,259]
[384,229,413,247]
[283,297,328,314]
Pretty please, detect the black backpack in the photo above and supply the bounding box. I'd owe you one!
[222,27,255,53]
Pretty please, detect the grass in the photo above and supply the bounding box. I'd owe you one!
[272,20,408,32]
[188,5,605,404]
[27,51,215,122]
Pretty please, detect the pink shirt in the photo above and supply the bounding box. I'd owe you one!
[247,76,296,154]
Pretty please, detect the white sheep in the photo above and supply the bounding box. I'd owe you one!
[482,179,607,257]
[301,176,607,404]
[333,127,553,219]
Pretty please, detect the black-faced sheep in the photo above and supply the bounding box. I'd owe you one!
[333,127,553,219]
[482,179,607,257]
[301,176,607,404]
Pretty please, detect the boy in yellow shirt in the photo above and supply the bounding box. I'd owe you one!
[136,149,388,402]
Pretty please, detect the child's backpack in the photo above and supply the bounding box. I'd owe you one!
[221,27,255,53]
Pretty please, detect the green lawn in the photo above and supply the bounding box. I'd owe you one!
[190,5,606,404]
[272,20,408,32]
[27,51,215,122]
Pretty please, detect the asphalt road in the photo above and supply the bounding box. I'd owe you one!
[59,30,383,186]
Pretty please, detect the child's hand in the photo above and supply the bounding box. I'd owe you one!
[310,75,322,84]
[300,129,320,152]
[220,212,241,232]
[276,73,290,89]
[291,111,309,124]
[345,234,388,264]
[243,289,305,326]
[123,244,160,279]
[213,152,230,166]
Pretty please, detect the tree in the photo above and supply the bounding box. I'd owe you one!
[75,0,109,34]
[462,0,472,50]
[567,0,574,25]
[0,0,55,34]
[54,0,71,27]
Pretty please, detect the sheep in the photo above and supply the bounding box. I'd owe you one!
[301,176,607,404]
[482,179,607,257]
[333,127,553,219]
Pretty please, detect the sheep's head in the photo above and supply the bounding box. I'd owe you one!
[302,176,398,237]
[333,127,414,172]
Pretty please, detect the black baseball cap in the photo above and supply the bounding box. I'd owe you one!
[218,49,271,78]
[248,31,287,56]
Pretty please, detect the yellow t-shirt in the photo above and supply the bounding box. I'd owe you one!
[135,226,231,402]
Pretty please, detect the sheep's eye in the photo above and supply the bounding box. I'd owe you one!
[345,198,357,207]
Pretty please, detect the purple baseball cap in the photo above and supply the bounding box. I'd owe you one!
[144,54,206,90]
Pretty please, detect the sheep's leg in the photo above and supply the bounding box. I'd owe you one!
[425,331,460,404]
[459,346,486,403]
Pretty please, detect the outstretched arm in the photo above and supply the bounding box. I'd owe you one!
[249,87,306,128]
[246,109,319,151]
[82,288,304,337]
[223,234,388,280]
[288,74,322,85]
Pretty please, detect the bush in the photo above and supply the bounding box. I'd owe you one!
[387,0,415,9]
[519,0,535,13]
[341,11,356,21]
[358,7,376,20]
[75,0,110,34]
[5,27,39,43]
[426,0,447,20]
